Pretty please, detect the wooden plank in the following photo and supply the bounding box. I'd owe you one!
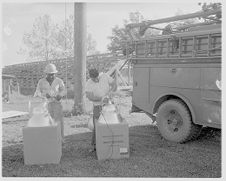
[2,111,29,119]
[107,59,128,77]
[117,70,129,86]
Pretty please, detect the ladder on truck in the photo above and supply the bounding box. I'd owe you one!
[127,27,221,60]
[125,7,221,61]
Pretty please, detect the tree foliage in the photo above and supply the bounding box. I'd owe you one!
[198,2,221,21]
[20,14,98,61]
[107,11,160,54]
[22,15,56,61]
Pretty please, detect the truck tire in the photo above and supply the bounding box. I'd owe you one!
[156,99,201,143]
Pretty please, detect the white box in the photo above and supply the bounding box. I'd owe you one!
[95,118,129,160]
[23,123,62,165]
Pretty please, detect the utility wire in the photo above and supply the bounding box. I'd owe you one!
[64,1,68,101]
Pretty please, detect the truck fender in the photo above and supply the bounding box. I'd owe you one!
[152,92,196,124]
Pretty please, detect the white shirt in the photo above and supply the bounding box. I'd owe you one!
[86,73,114,105]
[34,77,66,98]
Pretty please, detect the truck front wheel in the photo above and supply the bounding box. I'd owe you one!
[156,99,201,143]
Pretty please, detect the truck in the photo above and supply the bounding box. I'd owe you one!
[125,8,221,143]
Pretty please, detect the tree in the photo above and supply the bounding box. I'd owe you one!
[19,14,98,61]
[22,14,57,61]
[87,33,98,55]
[107,25,131,54]
[55,15,98,57]
[198,2,221,21]
[107,11,160,54]
[55,14,74,58]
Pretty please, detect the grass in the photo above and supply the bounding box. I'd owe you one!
[2,92,221,177]
[2,125,221,177]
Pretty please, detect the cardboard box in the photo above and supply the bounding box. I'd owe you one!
[95,118,129,160]
[23,123,62,165]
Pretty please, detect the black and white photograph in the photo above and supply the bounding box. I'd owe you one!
[1,0,222,178]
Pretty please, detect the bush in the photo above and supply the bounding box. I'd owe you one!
[20,88,35,96]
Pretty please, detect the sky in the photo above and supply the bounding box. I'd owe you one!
[1,1,213,66]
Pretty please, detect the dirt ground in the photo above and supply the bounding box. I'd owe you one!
[2,91,221,177]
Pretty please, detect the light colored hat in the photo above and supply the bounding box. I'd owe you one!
[44,63,58,74]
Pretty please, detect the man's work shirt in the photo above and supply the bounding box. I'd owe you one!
[34,77,66,98]
[86,73,114,106]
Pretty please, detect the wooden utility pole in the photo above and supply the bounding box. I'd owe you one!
[73,3,86,113]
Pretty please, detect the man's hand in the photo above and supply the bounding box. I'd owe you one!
[56,95,62,101]
[46,93,51,99]
[102,97,110,104]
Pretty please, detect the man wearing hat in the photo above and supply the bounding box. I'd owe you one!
[34,63,66,140]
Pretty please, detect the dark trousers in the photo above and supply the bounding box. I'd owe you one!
[91,105,102,147]
[47,100,64,138]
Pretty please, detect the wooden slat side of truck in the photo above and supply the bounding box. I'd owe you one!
[126,9,221,143]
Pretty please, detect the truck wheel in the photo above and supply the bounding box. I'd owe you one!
[156,99,201,143]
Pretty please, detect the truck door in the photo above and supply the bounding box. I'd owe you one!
[200,67,221,127]
[132,66,150,110]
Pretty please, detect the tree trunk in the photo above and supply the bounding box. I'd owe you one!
[45,39,48,61]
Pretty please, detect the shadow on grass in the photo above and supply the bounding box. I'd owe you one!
[2,125,221,177]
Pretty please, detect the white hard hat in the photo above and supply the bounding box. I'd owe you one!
[44,63,58,74]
